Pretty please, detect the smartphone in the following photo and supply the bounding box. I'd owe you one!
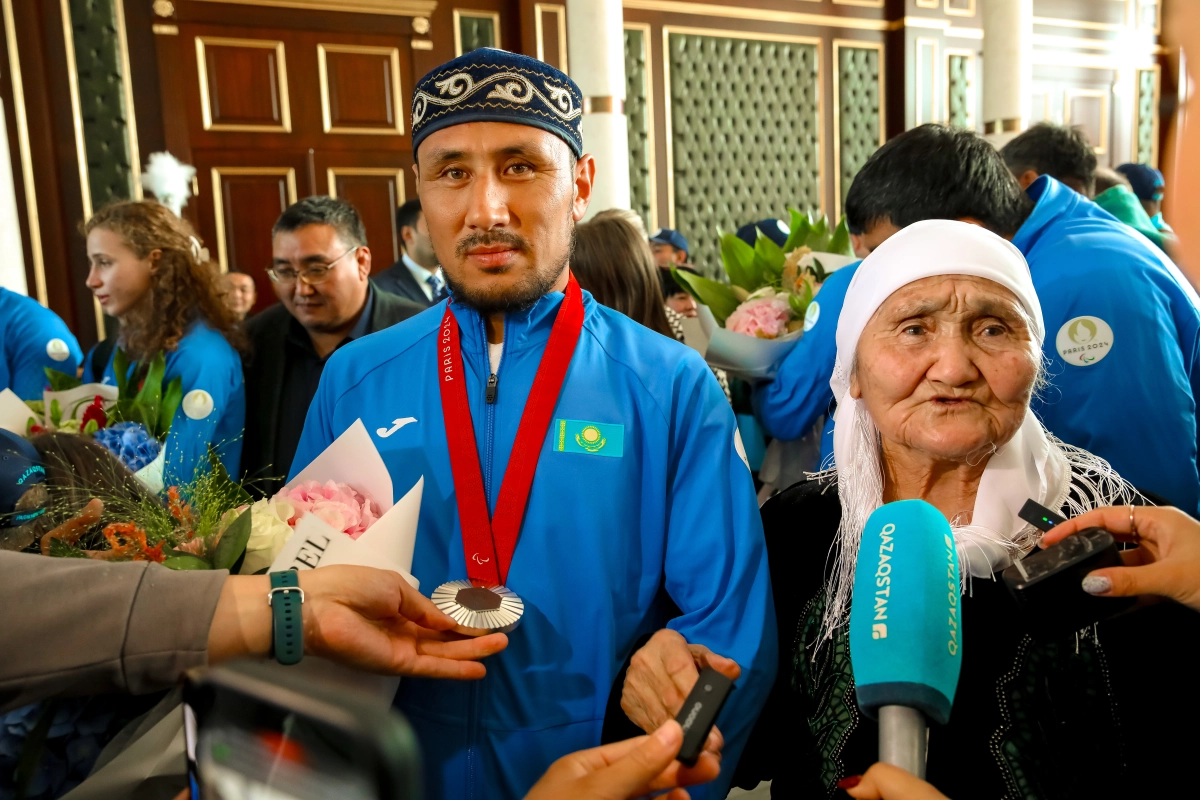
[184,661,422,800]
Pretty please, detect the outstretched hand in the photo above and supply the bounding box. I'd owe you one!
[524,720,720,800]
[1041,505,1200,613]
[620,628,740,758]
[839,763,950,800]
[207,565,507,679]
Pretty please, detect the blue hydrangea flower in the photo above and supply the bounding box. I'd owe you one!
[92,422,161,472]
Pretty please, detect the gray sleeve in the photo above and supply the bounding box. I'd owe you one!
[0,552,228,713]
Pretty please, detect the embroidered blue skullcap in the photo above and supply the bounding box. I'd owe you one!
[411,49,583,157]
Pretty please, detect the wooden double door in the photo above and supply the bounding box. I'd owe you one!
[155,2,441,314]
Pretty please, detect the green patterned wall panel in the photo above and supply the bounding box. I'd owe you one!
[458,13,497,54]
[667,33,820,277]
[836,45,880,213]
[1135,68,1156,166]
[624,27,653,231]
[947,54,971,129]
[69,0,135,207]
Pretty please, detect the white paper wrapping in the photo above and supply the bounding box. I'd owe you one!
[691,305,802,381]
[42,383,119,424]
[266,419,424,701]
[0,389,36,435]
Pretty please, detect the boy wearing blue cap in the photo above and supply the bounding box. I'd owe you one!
[0,288,82,401]
[291,49,774,800]
[648,227,689,269]
[1117,162,1173,234]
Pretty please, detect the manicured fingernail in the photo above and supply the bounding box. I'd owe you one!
[654,721,678,745]
[836,775,862,789]
[1082,575,1112,594]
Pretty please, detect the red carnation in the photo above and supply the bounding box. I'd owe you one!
[81,395,107,431]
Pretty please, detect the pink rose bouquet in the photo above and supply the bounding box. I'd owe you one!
[275,480,381,540]
[726,293,792,339]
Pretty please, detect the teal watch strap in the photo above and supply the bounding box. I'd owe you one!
[268,570,304,665]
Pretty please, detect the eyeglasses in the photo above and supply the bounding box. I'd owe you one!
[267,246,357,285]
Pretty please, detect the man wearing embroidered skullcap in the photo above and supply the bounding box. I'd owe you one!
[0,288,82,402]
[290,49,774,799]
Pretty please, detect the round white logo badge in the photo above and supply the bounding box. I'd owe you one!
[804,301,821,332]
[1055,316,1114,367]
[46,338,71,362]
[182,389,215,420]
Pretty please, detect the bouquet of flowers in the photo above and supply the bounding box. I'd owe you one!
[672,210,857,379]
[29,349,182,491]
[38,449,258,572]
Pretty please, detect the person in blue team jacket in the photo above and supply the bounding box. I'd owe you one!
[291,50,775,800]
[81,201,245,487]
[756,124,1200,513]
[0,288,83,401]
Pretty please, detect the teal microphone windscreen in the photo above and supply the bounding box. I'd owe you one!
[848,499,962,725]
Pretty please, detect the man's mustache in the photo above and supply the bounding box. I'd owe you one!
[455,230,530,259]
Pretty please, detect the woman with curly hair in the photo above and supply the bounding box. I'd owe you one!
[82,200,245,486]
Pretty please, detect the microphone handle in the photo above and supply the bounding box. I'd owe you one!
[878,705,928,779]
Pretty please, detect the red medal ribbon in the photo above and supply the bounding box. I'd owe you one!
[438,275,584,585]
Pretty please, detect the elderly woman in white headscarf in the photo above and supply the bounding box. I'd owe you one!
[731,220,1199,798]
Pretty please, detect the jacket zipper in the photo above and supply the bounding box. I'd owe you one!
[469,315,504,799]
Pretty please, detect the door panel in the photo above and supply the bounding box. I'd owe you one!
[319,44,405,135]
[328,168,405,268]
[196,37,291,131]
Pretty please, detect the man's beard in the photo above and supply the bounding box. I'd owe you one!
[443,223,575,315]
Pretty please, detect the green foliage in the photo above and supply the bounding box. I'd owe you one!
[672,267,741,324]
[719,231,759,290]
[211,509,252,571]
[106,350,179,440]
[44,367,81,392]
[806,212,832,252]
[48,540,87,558]
[788,280,814,318]
[163,554,211,570]
[753,230,786,280]
[83,419,99,435]
[828,216,854,257]
[783,208,811,254]
[49,399,62,428]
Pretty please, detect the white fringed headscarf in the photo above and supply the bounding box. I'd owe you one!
[820,220,1137,641]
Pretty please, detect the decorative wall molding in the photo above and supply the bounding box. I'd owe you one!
[196,37,293,132]
[210,167,298,273]
[317,43,404,135]
[190,0,437,16]
[623,0,892,31]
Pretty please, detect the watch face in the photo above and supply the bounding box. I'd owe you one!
[432,580,524,636]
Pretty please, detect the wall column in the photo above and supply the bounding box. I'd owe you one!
[566,0,629,219]
[981,0,1033,147]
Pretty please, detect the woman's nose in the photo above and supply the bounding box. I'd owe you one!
[85,266,102,289]
[925,339,980,386]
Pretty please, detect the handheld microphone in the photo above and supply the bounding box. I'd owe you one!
[848,500,963,779]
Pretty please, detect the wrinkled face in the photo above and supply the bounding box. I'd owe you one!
[651,243,685,269]
[403,211,439,269]
[666,292,698,318]
[851,275,1039,463]
[86,227,156,318]
[414,121,593,314]
[223,272,257,316]
[270,224,371,333]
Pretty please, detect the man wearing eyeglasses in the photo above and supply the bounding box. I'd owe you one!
[240,195,425,496]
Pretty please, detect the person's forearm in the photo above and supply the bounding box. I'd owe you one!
[206,574,272,663]
[0,552,227,713]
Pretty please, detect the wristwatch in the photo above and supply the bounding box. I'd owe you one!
[268,570,305,665]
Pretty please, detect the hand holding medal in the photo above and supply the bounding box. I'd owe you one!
[433,276,585,637]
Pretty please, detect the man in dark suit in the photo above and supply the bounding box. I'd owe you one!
[242,196,424,496]
[371,198,447,306]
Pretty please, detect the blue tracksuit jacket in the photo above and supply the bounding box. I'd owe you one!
[291,288,777,799]
[85,322,244,486]
[753,178,1200,512]
[1015,176,1200,512]
[0,288,83,401]
[752,261,860,467]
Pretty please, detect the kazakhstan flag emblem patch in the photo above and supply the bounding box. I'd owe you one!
[555,419,624,458]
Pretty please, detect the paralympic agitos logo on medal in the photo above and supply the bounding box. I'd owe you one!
[1055,315,1114,367]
